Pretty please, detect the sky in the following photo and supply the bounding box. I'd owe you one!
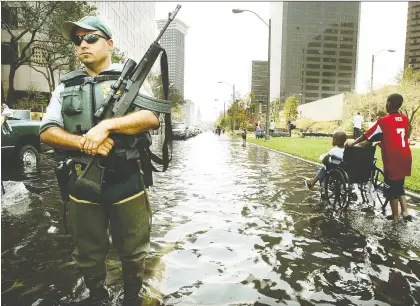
[155,2,408,122]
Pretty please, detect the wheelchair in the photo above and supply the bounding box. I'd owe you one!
[320,145,389,213]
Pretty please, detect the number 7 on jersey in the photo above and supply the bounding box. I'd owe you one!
[397,128,406,147]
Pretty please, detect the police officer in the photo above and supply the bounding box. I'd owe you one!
[40,16,158,305]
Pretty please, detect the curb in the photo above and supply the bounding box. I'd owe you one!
[247,140,420,201]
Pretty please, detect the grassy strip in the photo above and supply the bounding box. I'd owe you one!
[247,137,420,192]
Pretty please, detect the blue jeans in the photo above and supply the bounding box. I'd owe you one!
[316,167,327,185]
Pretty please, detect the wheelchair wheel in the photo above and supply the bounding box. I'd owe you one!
[325,169,350,213]
[372,166,389,215]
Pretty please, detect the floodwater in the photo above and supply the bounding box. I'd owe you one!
[2,132,420,306]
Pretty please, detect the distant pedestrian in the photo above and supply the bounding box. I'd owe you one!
[287,120,295,137]
[353,112,364,139]
[269,119,275,137]
[241,128,247,147]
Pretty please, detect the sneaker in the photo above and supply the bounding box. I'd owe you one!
[305,180,312,190]
[403,215,413,222]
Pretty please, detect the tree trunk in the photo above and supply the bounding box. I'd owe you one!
[1,82,5,104]
[6,62,17,106]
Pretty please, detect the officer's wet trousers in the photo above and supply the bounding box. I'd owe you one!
[68,189,152,301]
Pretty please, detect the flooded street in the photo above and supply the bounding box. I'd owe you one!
[2,132,420,305]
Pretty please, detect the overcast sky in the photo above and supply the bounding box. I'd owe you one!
[155,2,408,122]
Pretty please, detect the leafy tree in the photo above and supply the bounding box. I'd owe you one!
[1,2,99,104]
[343,67,420,137]
[1,2,59,105]
[283,95,299,122]
[111,47,126,64]
[147,72,185,112]
[270,97,281,122]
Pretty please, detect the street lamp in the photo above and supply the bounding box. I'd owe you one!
[370,49,396,120]
[217,81,235,131]
[233,8,271,141]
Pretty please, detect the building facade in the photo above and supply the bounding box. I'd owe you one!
[250,60,268,114]
[156,18,188,98]
[270,2,360,105]
[405,2,420,72]
[93,2,156,63]
[1,2,156,95]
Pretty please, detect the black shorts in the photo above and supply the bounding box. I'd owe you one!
[383,177,405,200]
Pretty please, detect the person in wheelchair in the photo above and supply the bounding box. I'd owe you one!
[305,131,347,190]
[347,93,412,222]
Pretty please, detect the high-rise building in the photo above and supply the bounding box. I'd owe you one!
[157,18,188,97]
[270,2,360,105]
[405,2,420,72]
[93,2,156,62]
[250,60,268,113]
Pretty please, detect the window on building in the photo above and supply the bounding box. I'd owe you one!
[324,43,337,48]
[338,87,351,92]
[324,36,338,41]
[322,72,336,77]
[306,78,319,84]
[323,50,336,55]
[306,71,320,76]
[339,51,353,56]
[340,29,354,35]
[340,44,353,49]
[307,57,321,62]
[307,64,320,69]
[322,86,335,91]
[323,65,336,70]
[338,79,351,85]
[339,58,353,64]
[306,85,319,91]
[306,92,319,98]
[338,72,352,77]
[307,49,321,55]
[322,79,335,84]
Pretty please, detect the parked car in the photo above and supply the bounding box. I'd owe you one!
[271,128,289,137]
[172,122,190,140]
[1,118,44,167]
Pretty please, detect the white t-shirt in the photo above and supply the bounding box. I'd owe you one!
[320,147,344,165]
[269,121,275,130]
[353,115,364,129]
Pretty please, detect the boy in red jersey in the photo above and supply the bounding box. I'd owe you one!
[346,93,412,222]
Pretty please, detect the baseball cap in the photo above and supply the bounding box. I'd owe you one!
[62,15,112,41]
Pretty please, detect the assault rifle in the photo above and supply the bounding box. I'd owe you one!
[74,4,180,195]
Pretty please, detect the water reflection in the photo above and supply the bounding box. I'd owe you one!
[1,132,420,305]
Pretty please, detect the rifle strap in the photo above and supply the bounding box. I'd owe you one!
[147,48,172,173]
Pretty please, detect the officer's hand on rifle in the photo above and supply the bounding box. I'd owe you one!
[82,120,113,155]
[79,135,114,156]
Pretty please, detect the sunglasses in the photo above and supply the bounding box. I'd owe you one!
[72,33,109,46]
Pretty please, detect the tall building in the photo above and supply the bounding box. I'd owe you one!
[250,60,268,113]
[270,2,360,105]
[405,2,420,72]
[156,18,188,97]
[93,2,156,62]
[184,99,196,126]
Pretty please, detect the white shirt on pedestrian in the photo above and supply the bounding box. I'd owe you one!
[353,115,364,129]
[269,121,275,130]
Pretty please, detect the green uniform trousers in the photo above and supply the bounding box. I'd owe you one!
[68,188,152,299]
